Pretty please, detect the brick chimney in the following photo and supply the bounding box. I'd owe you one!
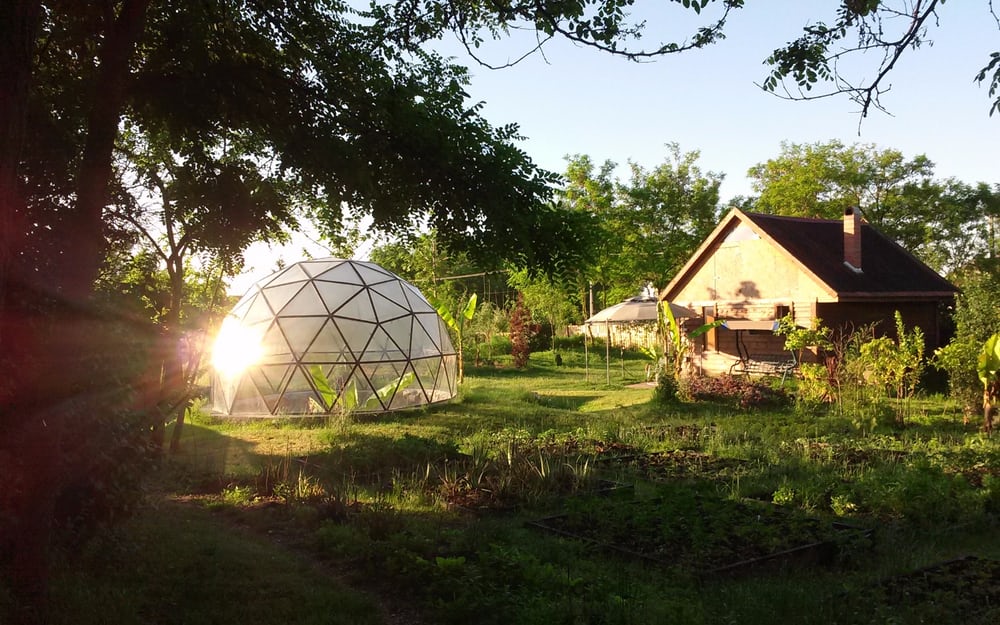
[843,207,863,273]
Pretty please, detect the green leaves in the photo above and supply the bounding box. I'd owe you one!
[462,293,478,321]
[309,365,415,413]
[562,146,721,303]
[427,292,478,383]
[977,333,1000,390]
[975,51,1000,116]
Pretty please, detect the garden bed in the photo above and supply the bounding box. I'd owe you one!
[602,450,749,482]
[444,479,633,515]
[841,556,1000,623]
[527,493,870,577]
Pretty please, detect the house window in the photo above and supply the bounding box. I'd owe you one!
[775,304,791,320]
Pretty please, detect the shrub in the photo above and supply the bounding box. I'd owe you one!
[487,334,512,356]
[552,333,586,350]
[509,294,532,368]
[653,368,679,403]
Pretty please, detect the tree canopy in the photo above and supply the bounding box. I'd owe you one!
[561,146,722,306]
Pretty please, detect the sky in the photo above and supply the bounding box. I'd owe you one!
[232,1,1000,293]
[445,1,999,199]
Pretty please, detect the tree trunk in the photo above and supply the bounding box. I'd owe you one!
[0,0,151,606]
[164,256,188,453]
[0,0,39,327]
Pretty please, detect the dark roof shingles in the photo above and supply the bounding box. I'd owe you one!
[742,212,957,296]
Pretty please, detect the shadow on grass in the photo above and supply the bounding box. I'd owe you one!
[164,421,262,492]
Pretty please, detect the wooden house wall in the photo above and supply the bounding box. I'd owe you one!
[670,225,829,308]
[815,301,946,350]
[670,219,951,377]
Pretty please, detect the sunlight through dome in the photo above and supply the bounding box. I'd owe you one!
[210,258,457,416]
[210,316,264,379]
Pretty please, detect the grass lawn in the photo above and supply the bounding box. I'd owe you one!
[7,349,999,624]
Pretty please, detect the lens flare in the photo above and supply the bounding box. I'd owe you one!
[211,317,263,377]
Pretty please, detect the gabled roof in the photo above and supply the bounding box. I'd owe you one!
[662,208,957,303]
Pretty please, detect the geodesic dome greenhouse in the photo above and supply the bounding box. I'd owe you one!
[210,259,457,416]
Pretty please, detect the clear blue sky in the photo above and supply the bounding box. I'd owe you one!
[233,2,999,292]
[434,1,999,200]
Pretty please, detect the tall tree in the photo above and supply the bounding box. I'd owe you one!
[748,141,940,250]
[747,141,998,274]
[111,122,299,452]
[561,146,722,306]
[508,268,579,351]
[560,155,618,318]
[0,0,597,601]
[616,144,722,289]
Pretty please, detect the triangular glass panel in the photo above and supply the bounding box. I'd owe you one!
[364,325,406,362]
[276,316,326,359]
[388,363,425,410]
[316,363,358,410]
[370,280,408,309]
[350,365,385,412]
[380,317,413,355]
[249,364,292,413]
[370,290,412,323]
[411,355,442,397]
[314,262,363,285]
[364,361,408,409]
[331,288,376,322]
[262,281,306,316]
[242,293,275,326]
[401,282,436,313]
[251,364,291,395]
[231,374,269,415]
[279,282,328,316]
[407,315,441,358]
[313,281,363,314]
[272,365,322,414]
[301,319,351,363]
[260,263,309,287]
[272,263,310,286]
[259,320,294,359]
[212,375,236,414]
[413,312,447,352]
[229,291,256,322]
[353,261,394,285]
[438,354,458,398]
[300,259,343,279]
[335,318,377,360]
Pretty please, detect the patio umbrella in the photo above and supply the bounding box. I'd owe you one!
[585,297,696,324]
[584,297,698,383]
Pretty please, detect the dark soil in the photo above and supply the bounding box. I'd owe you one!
[840,556,1000,624]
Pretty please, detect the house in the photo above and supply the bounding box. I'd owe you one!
[660,207,958,376]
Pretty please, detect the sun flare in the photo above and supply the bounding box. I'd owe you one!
[211,317,263,378]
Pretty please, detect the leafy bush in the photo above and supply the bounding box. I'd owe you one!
[552,334,586,350]
[653,368,679,403]
[934,269,1000,416]
[486,334,512,356]
[509,294,532,368]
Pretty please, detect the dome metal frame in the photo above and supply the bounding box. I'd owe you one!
[211,258,457,416]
